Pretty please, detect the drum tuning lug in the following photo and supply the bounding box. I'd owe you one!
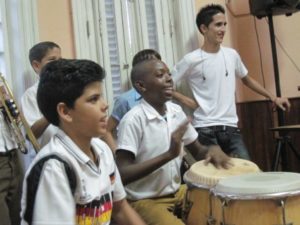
[274,198,287,207]
[207,217,216,225]
[221,198,231,207]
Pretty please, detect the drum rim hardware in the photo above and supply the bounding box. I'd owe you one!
[212,189,300,200]
[218,197,293,225]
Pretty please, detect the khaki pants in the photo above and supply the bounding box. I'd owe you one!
[129,185,186,225]
[0,150,24,225]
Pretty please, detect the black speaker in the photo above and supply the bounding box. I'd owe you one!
[249,0,300,18]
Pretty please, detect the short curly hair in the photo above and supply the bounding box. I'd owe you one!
[37,59,106,126]
[132,49,161,67]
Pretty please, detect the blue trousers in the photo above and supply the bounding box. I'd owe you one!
[196,126,250,160]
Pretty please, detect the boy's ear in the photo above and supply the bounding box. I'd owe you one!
[134,80,146,93]
[200,24,207,34]
[57,102,72,123]
[31,60,41,73]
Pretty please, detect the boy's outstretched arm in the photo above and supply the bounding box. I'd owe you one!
[185,140,232,169]
[116,119,190,185]
[112,199,146,225]
[241,76,291,111]
[173,91,198,110]
[31,117,50,138]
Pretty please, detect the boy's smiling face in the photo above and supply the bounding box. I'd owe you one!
[201,12,226,46]
[138,60,173,106]
[65,81,108,138]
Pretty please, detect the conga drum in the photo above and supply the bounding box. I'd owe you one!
[183,158,260,225]
[212,172,300,225]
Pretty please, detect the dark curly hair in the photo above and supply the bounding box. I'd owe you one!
[37,59,106,126]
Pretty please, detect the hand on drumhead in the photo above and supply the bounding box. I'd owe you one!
[168,117,191,159]
[204,145,232,169]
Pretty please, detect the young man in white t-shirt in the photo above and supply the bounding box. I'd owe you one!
[172,4,290,159]
[116,59,231,225]
[21,59,146,225]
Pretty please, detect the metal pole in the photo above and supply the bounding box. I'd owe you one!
[267,13,285,126]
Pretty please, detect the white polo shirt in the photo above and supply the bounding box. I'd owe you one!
[21,81,58,147]
[117,99,198,200]
[21,129,126,225]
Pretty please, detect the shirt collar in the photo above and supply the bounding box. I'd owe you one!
[133,89,142,101]
[140,99,180,121]
[55,129,102,165]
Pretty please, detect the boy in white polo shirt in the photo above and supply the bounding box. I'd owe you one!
[21,41,62,148]
[116,59,231,225]
[21,41,62,170]
[20,59,146,225]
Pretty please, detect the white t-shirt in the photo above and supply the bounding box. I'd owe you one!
[21,81,58,147]
[117,99,198,200]
[172,46,248,128]
[21,129,126,225]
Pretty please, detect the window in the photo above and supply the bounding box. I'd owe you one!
[145,0,159,50]
[0,2,7,77]
[0,0,38,103]
[104,0,122,98]
[71,0,197,107]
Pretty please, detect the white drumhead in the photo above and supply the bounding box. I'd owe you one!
[213,172,300,199]
[184,158,260,188]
